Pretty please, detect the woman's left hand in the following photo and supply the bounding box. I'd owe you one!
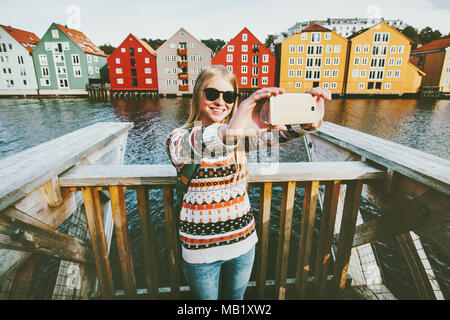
[301,87,332,131]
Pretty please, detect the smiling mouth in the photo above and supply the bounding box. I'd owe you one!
[209,106,226,114]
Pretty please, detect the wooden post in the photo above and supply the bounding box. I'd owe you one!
[162,185,180,299]
[41,177,63,207]
[331,182,363,296]
[8,255,36,299]
[315,180,341,298]
[81,186,114,299]
[296,180,320,299]
[275,181,296,300]
[109,186,137,299]
[136,186,159,299]
[256,182,272,299]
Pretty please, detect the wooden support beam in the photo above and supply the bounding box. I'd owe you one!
[256,182,272,299]
[331,182,363,295]
[397,232,436,300]
[162,186,180,299]
[296,180,319,299]
[316,181,341,298]
[81,187,114,299]
[136,186,159,299]
[275,181,296,300]
[41,177,63,207]
[0,207,94,265]
[109,186,137,299]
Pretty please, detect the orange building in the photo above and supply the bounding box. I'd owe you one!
[277,25,348,94]
[345,22,424,95]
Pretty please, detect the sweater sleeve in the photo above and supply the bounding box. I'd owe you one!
[165,123,239,168]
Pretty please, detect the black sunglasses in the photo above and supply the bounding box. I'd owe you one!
[203,87,237,104]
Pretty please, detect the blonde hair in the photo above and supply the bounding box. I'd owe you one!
[183,65,248,180]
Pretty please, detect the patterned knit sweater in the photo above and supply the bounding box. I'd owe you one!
[165,123,308,264]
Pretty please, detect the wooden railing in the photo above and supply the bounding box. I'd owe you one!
[57,161,385,299]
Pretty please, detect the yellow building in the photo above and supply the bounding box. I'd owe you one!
[277,24,348,94]
[346,22,424,95]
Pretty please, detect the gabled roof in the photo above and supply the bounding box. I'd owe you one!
[0,24,40,52]
[157,27,212,54]
[302,24,331,32]
[55,23,106,57]
[412,37,450,54]
[347,21,413,44]
[135,36,156,56]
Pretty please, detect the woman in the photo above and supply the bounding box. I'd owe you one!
[165,65,330,300]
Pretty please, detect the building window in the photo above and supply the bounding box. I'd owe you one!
[354,58,360,65]
[330,82,337,89]
[252,67,259,75]
[57,67,67,74]
[298,45,304,53]
[288,69,294,77]
[241,76,247,85]
[73,66,82,77]
[360,70,366,78]
[39,54,48,66]
[355,45,362,53]
[145,78,152,84]
[325,57,331,65]
[51,30,59,38]
[333,58,340,65]
[180,31,185,37]
[394,70,401,78]
[242,45,248,52]
[251,78,259,87]
[358,82,365,89]
[363,45,370,53]
[115,58,121,64]
[242,54,248,62]
[228,45,234,52]
[17,56,24,64]
[323,82,329,89]
[242,65,248,73]
[227,65,233,72]
[324,69,330,77]
[242,33,247,41]
[296,69,302,77]
[262,65,268,73]
[332,70,338,77]
[372,45,387,56]
[295,82,302,88]
[374,32,389,43]
[289,45,296,53]
[361,58,368,65]
[297,57,303,65]
[289,57,295,65]
[116,68,123,74]
[386,70,393,78]
[40,78,50,86]
[138,47,142,52]
[262,77,268,85]
[352,69,359,78]
[301,33,308,41]
[88,66,93,74]
[396,58,403,66]
[311,33,321,43]
[130,48,135,56]
[385,83,391,89]
[121,48,126,53]
[390,45,397,53]
[41,67,49,77]
[324,33,331,40]
[334,45,341,53]
[44,42,52,51]
[117,78,124,84]
[87,55,92,63]
[326,45,332,53]
[145,68,152,74]
[262,54,269,62]
[227,54,233,62]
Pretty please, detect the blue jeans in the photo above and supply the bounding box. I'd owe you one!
[181,246,255,300]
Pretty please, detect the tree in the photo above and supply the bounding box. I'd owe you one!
[401,25,419,49]
[141,38,166,50]
[419,27,442,45]
[264,34,277,49]
[201,39,226,54]
[98,43,116,55]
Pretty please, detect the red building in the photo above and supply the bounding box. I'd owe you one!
[212,27,276,89]
[108,33,158,91]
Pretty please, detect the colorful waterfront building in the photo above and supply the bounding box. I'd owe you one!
[277,24,348,94]
[410,37,450,93]
[211,27,276,90]
[107,33,158,91]
[32,23,107,94]
[345,22,424,95]
[0,25,40,95]
[156,27,212,95]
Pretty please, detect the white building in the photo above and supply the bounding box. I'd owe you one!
[0,25,40,95]
[275,18,406,45]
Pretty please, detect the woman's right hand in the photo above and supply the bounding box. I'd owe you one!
[223,87,285,139]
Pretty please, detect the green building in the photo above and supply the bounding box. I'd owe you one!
[32,23,107,94]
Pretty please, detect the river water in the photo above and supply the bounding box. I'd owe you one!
[0,97,448,299]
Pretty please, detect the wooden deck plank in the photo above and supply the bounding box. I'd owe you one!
[58,161,385,187]
[0,122,133,212]
[81,187,114,299]
[136,186,158,299]
[109,186,137,299]
[275,181,296,300]
[316,122,450,195]
[296,181,320,299]
[256,182,272,299]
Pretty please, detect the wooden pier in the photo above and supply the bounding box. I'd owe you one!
[420,86,450,99]
[87,84,159,101]
[0,122,448,300]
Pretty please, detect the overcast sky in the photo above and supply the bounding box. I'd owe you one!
[1,0,449,46]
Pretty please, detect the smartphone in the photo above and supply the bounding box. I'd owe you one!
[269,93,318,125]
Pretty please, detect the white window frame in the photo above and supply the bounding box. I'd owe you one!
[288,69,294,77]
[145,68,152,74]
[116,68,123,74]
[73,66,82,77]
[242,54,248,62]
[289,45,296,53]
[228,45,234,52]
[262,65,268,74]
[39,54,48,66]
[242,33,248,41]
[242,65,248,74]
[51,30,59,38]
[262,77,268,85]
[241,76,247,85]
[117,78,124,84]
[262,54,269,63]
[242,44,248,52]
[226,54,233,62]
